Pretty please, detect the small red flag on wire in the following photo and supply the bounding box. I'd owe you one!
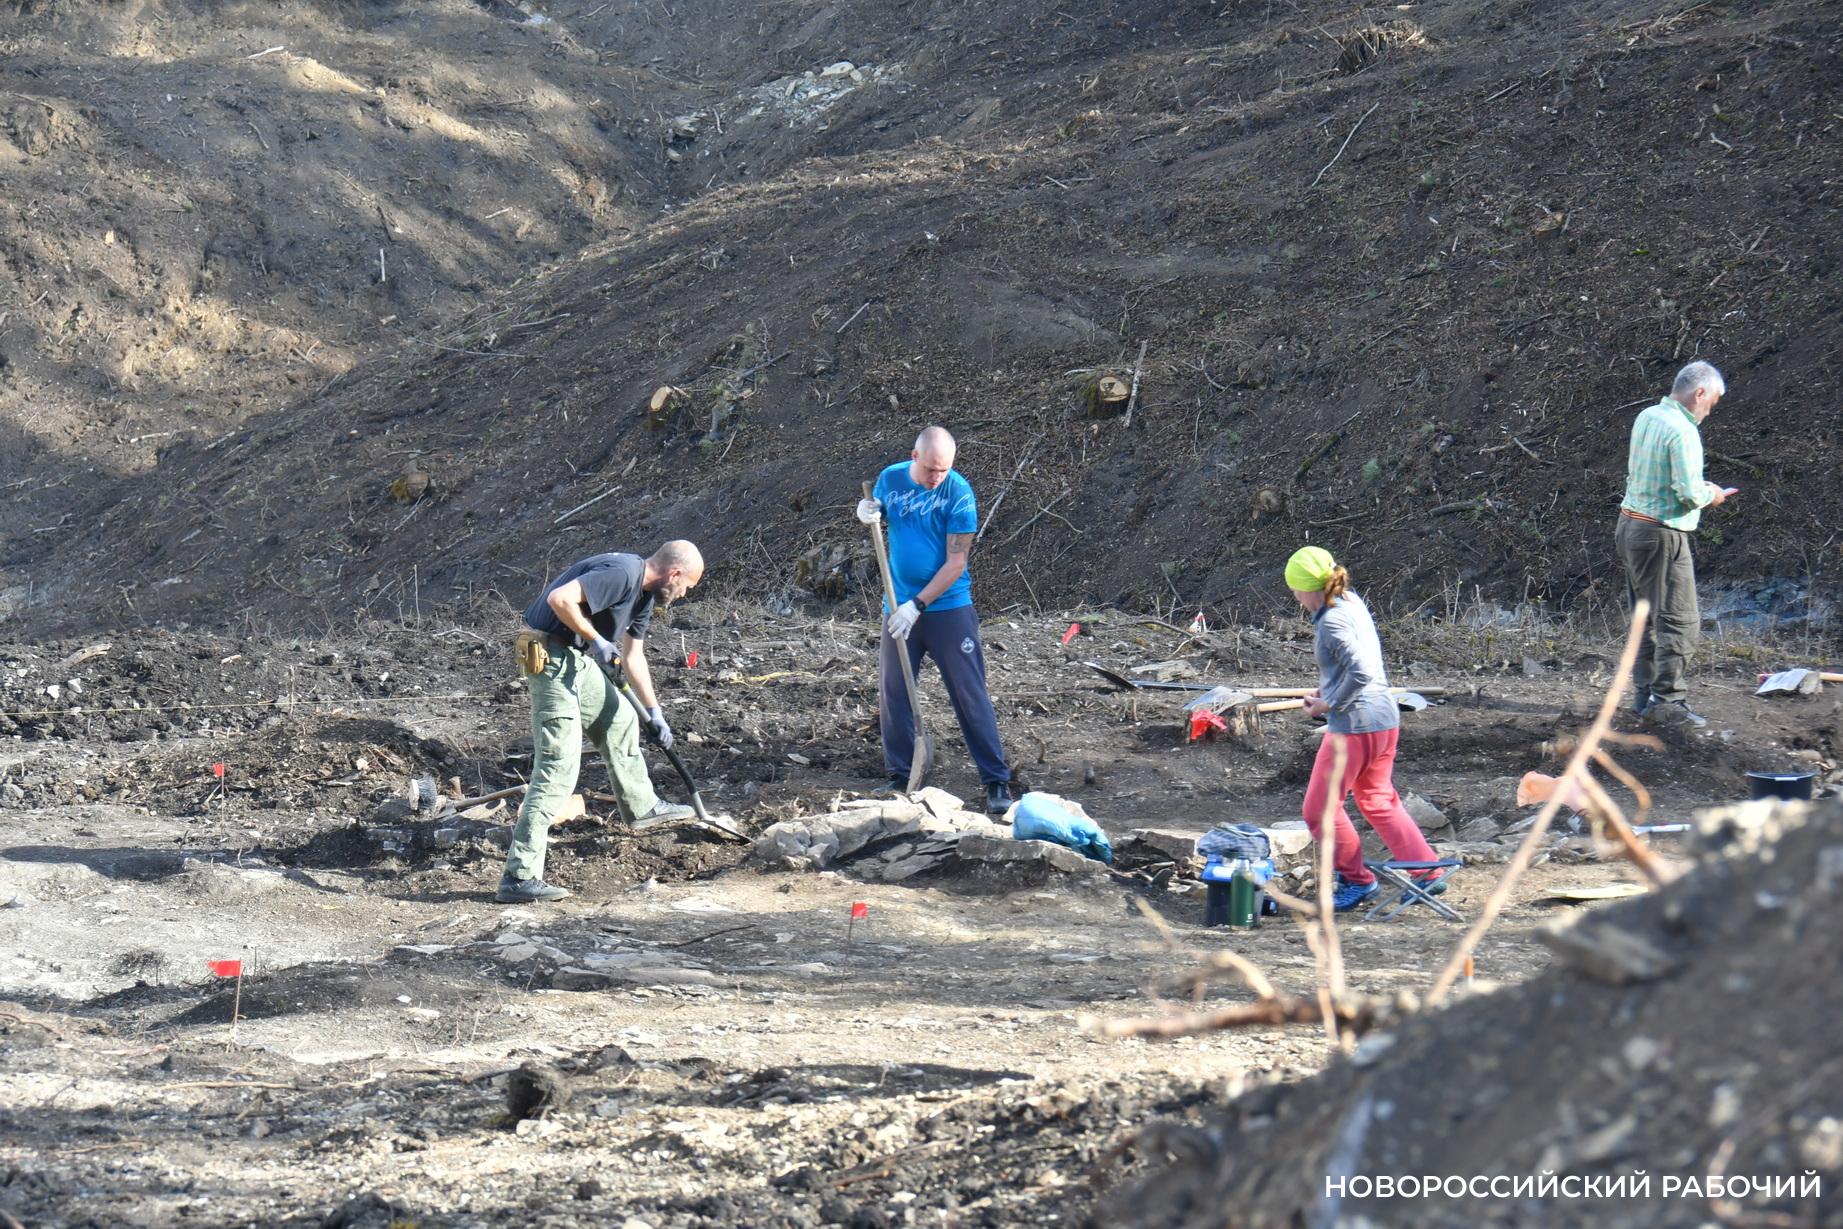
[1060,623,1080,646]
[207,959,242,978]
[1187,709,1229,743]
[685,650,699,668]
[850,901,868,920]
[211,762,226,780]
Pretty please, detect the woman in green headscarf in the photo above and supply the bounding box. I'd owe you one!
[1286,546,1444,911]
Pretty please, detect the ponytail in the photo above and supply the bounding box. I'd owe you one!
[1323,566,1350,606]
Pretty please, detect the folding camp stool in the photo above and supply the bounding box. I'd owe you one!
[1363,858,1463,921]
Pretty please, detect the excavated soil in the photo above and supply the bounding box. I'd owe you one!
[3,608,1840,1226]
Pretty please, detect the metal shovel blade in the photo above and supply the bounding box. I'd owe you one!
[906,730,935,794]
[1396,691,1432,712]
[1756,668,1819,697]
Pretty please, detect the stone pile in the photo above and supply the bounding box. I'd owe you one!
[751,788,1112,885]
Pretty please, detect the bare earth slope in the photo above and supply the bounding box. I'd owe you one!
[3,0,1840,634]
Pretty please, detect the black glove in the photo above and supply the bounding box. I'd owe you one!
[644,706,674,750]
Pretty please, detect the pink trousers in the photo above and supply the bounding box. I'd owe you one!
[1301,729,1438,886]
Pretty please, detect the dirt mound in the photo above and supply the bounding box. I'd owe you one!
[1102,798,1843,1227]
[6,0,1841,635]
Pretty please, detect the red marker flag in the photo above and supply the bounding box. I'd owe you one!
[211,762,226,780]
[850,902,868,920]
[1188,709,1228,743]
[685,651,699,668]
[1060,623,1080,646]
[207,959,242,978]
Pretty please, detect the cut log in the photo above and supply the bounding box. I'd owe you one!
[647,384,690,429]
[1083,374,1130,417]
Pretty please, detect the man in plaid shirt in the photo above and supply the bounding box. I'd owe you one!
[1616,360,1738,728]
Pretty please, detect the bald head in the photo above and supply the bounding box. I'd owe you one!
[646,540,704,602]
[909,426,957,489]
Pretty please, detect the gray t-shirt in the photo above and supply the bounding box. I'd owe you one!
[523,553,655,647]
[1312,590,1400,735]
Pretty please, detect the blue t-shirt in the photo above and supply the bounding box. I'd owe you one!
[872,461,977,611]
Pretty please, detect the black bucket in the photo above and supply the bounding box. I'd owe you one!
[1746,771,1816,801]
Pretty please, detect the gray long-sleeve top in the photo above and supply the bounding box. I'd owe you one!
[1312,590,1400,735]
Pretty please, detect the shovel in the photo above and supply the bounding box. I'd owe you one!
[1756,668,1828,697]
[863,480,934,793]
[591,660,747,842]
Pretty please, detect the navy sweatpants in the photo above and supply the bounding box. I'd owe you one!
[880,604,1010,786]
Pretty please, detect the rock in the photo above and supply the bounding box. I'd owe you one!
[1402,792,1448,832]
[1799,1117,1843,1170]
[1121,828,1197,862]
[911,786,966,819]
[880,853,950,882]
[495,943,541,963]
[552,967,615,991]
[575,1179,605,1201]
[1537,921,1676,985]
[1573,1112,1636,1164]
[957,832,1107,876]
[601,966,720,986]
[1521,656,1546,676]
[506,1061,571,1123]
[1262,822,1315,859]
[322,1192,411,1229]
[1456,817,1502,842]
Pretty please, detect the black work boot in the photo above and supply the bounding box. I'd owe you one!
[985,781,1013,816]
[495,876,571,904]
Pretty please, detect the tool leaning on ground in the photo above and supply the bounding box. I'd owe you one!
[862,479,935,793]
[589,658,747,841]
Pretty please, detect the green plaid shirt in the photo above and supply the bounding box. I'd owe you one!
[1621,397,1715,530]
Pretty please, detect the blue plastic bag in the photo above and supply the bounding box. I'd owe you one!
[1011,792,1113,865]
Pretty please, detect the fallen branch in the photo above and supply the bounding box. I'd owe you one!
[1122,340,1149,429]
[553,487,619,527]
[1313,735,1350,1050]
[976,437,1043,544]
[661,924,757,949]
[1309,101,1380,189]
[1426,599,1650,1004]
[999,489,1072,546]
[1080,992,1404,1041]
[834,301,872,336]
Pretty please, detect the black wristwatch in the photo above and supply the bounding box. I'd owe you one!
[913,596,929,612]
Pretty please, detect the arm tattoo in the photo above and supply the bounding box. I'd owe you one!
[947,532,973,560]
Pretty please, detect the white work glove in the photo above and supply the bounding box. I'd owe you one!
[855,498,883,525]
[644,705,674,750]
[887,600,921,641]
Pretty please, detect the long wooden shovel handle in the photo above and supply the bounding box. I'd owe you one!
[863,482,929,729]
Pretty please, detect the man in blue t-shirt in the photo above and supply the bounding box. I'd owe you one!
[497,541,704,904]
[857,426,1012,814]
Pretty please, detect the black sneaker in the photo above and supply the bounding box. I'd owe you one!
[1647,699,1707,729]
[1630,693,1654,717]
[496,876,571,904]
[886,775,909,794]
[985,782,1013,816]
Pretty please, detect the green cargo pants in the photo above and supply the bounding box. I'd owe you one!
[502,642,659,883]
[1615,514,1700,704]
